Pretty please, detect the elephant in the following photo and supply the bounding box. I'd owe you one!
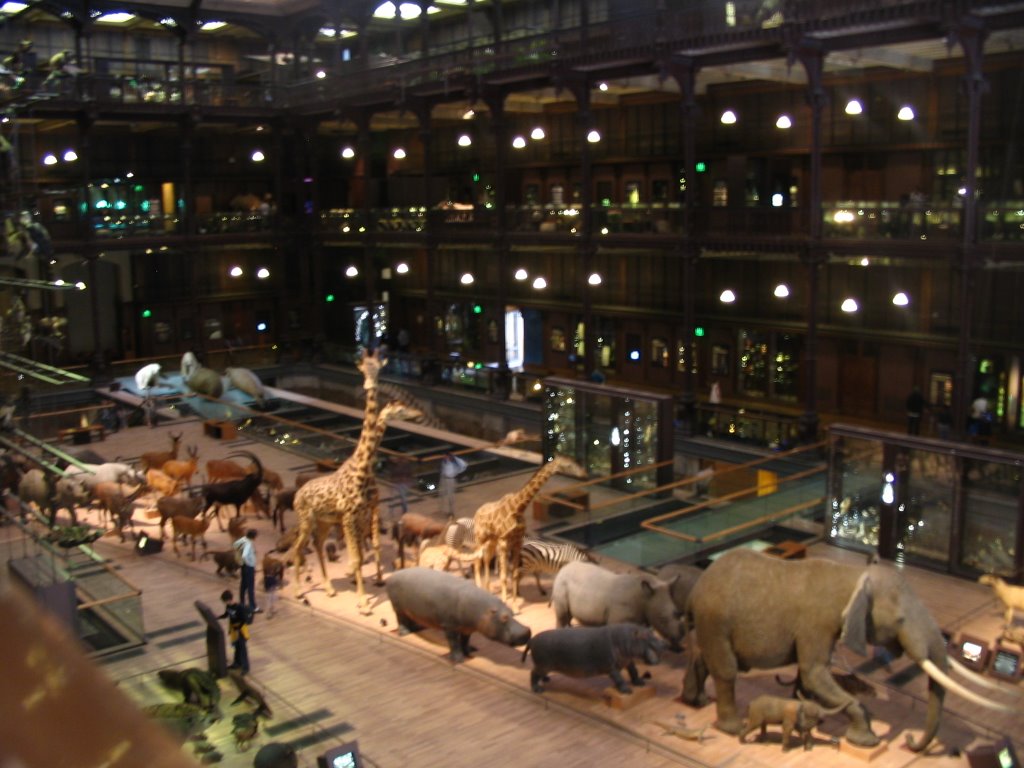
[681,548,1021,752]
[739,694,848,750]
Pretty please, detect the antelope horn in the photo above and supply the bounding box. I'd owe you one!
[920,660,1019,712]
[948,656,1024,695]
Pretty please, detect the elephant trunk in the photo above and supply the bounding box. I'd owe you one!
[905,667,945,753]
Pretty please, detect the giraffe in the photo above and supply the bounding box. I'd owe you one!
[471,455,586,603]
[287,349,411,607]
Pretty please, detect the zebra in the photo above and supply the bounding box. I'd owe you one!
[434,516,475,574]
[517,537,594,597]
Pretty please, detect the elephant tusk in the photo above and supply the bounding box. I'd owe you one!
[948,656,1024,696]
[920,660,1019,712]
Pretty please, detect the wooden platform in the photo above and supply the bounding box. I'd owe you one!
[2,415,1022,768]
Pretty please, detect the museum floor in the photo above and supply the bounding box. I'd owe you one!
[2,403,1022,768]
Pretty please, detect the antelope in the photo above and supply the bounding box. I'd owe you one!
[139,431,183,472]
[157,494,204,539]
[208,458,283,495]
[92,481,146,542]
[170,513,212,559]
[145,467,179,498]
[162,445,200,489]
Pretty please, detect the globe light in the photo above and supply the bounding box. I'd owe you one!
[720,110,737,125]
[720,289,736,303]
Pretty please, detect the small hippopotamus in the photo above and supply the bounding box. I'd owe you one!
[386,567,531,662]
[524,622,665,694]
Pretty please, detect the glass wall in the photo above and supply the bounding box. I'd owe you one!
[828,424,1023,578]
[543,377,674,491]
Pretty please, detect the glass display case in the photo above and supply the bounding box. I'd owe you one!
[543,377,674,491]
[828,424,1023,578]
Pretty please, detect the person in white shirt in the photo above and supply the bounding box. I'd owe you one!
[235,529,259,614]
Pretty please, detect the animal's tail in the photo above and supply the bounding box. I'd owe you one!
[520,640,531,664]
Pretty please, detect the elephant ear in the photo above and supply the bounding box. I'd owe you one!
[840,571,872,657]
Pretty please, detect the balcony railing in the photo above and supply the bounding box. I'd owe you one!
[36,202,1024,245]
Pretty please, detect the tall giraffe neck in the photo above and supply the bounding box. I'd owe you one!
[508,461,562,514]
[335,383,380,478]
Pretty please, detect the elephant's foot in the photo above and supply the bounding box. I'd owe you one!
[713,716,743,736]
[844,724,881,748]
[680,689,708,707]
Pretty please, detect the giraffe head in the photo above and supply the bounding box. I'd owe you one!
[549,455,587,479]
[356,347,387,391]
[380,401,422,424]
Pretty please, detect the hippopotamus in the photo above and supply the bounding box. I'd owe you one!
[386,567,531,662]
[551,561,683,645]
[523,622,665,694]
[225,367,267,408]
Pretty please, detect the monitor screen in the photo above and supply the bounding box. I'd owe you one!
[992,649,1020,677]
[961,641,984,663]
[317,741,361,768]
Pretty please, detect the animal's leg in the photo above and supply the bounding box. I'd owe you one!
[497,539,509,602]
[530,669,546,693]
[370,504,384,585]
[626,661,645,686]
[609,668,632,694]
[800,663,877,747]
[681,648,709,707]
[535,573,547,597]
[315,519,334,597]
[341,516,364,606]
[289,516,312,598]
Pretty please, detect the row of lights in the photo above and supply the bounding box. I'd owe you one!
[229,266,271,279]
[719,284,910,312]
[720,99,915,127]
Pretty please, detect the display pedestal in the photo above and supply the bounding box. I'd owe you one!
[203,420,236,440]
[839,739,888,762]
[603,683,656,710]
[764,540,807,559]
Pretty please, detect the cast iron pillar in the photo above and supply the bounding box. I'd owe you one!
[951,17,987,441]
[560,71,596,378]
[484,87,512,398]
[794,40,827,442]
[665,55,700,436]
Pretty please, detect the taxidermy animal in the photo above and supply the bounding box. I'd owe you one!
[523,622,664,694]
[1002,625,1024,647]
[65,461,146,491]
[186,367,224,398]
[227,668,272,718]
[551,561,684,646]
[739,694,848,751]
[201,549,240,577]
[139,431,183,472]
[17,468,53,524]
[681,549,1023,752]
[386,567,531,662]
[658,718,708,743]
[134,363,162,391]
[158,668,221,714]
[157,494,204,538]
[180,351,200,380]
[979,574,1024,626]
[225,367,266,408]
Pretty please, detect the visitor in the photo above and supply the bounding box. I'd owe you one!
[219,589,252,673]
[235,528,259,614]
[439,452,466,517]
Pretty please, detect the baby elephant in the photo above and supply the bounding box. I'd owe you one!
[523,622,664,694]
[739,694,848,751]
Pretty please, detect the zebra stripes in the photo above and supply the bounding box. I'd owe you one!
[518,537,594,596]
